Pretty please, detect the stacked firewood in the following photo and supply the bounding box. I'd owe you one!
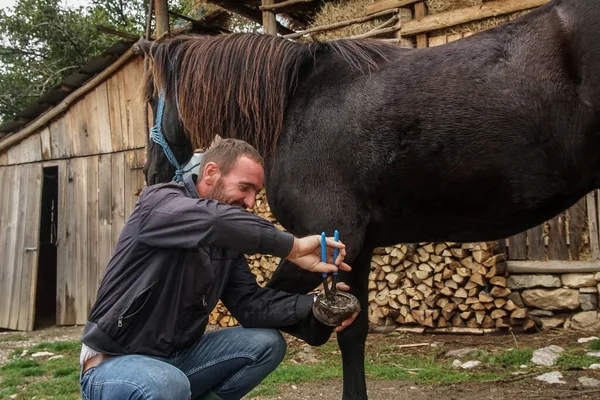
[208,189,533,331]
[368,242,534,331]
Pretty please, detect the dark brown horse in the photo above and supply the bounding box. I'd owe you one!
[139,0,600,397]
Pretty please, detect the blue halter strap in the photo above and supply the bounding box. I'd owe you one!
[150,92,199,182]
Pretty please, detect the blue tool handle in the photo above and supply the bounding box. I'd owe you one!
[332,230,339,276]
[321,232,327,279]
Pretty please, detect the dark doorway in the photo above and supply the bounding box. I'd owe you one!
[34,166,58,329]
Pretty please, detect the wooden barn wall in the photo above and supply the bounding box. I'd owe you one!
[428,33,599,261]
[0,164,43,331]
[0,56,147,167]
[55,149,145,326]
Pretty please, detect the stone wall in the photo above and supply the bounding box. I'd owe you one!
[507,272,600,332]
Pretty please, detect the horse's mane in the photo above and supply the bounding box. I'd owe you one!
[142,33,393,156]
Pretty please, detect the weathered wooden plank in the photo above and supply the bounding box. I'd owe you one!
[0,167,13,327]
[111,152,126,249]
[447,33,463,42]
[72,157,89,324]
[0,151,7,165]
[594,191,600,259]
[547,213,569,260]
[129,59,147,148]
[7,134,42,165]
[568,198,586,260]
[87,156,99,314]
[527,224,545,261]
[49,115,73,160]
[367,0,420,15]
[85,88,101,156]
[414,2,428,48]
[507,231,527,260]
[57,159,76,325]
[8,165,30,330]
[508,260,600,274]
[19,164,43,331]
[428,34,447,47]
[107,69,125,152]
[96,82,114,153]
[40,127,52,160]
[69,99,91,157]
[97,153,113,283]
[400,0,549,36]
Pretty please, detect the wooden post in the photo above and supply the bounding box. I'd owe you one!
[262,0,277,36]
[154,0,169,37]
[414,2,428,48]
[395,7,413,48]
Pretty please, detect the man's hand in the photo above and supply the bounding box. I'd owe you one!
[286,235,352,274]
[332,282,358,333]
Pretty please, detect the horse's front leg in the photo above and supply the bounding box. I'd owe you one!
[337,247,372,400]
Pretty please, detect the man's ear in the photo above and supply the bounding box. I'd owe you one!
[202,162,220,185]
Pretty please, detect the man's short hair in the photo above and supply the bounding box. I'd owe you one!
[198,139,264,177]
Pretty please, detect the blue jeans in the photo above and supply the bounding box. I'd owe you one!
[80,327,287,400]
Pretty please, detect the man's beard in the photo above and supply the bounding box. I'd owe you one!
[206,178,245,208]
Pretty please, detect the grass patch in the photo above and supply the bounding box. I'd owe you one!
[0,334,27,343]
[480,348,535,368]
[556,349,599,369]
[588,339,600,351]
[0,340,81,400]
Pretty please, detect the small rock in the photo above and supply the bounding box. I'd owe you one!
[20,350,28,357]
[520,364,528,369]
[459,360,481,369]
[452,359,463,368]
[31,351,54,358]
[589,364,600,369]
[445,347,479,358]
[9,395,18,399]
[562,274,597,288]
[540,317,564,329]
[535,371,566,384]
[508,275,561,290]
[586,352,600,357]
[522,288,580,310]
[580,287,599,293]
[578,336,599,344]
[529,309,555,317]
[291,385,298,390]
[579,294,598,311]
[531,345,565,366]
[578,377,600,387]
[48,355,64,360]
[571,311,600,332]
[508,292,525,308]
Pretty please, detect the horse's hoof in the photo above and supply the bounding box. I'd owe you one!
[312,291,361,327]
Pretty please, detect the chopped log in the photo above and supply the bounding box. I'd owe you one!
[495,317,511,329]
[510,309,528,320]
[451,274,466,285]
[490,309,507,320]
[483,254,506,268]
[442,303,458,320]
[445,279,459,290]
[435,243,448,255]
[468,287,479,297]
[475,310,486,325]
[472,249,491,263]
[490,276,507,287]
[454,288,468,298]
[437,316,449,328]
[465,297,479,305]
[494,299,507,309]
[466,317,479,329]
[436,297,450,308]
[460,311,473,320]
[451,312,466,327]
[469,272,487,286]
[442,268,454,280]
[478,292,494,303]
[482,315,496,329]
[471,302,486,311]
[485,266,497,279]
[458,304,470,312]
[504,300,517,311]
[490,286,511,298]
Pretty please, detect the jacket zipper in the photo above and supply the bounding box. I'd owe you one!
[202,295,207,307]
[118,282,158,328]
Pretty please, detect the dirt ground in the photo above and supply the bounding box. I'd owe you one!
[2,326,600,399]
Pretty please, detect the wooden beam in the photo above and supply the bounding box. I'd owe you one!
[209,1,294,35]
[414,2,428,48]
[283,7,399,39]
[400,0,549,36]
[259,0,313,12]
[262,0,277,35]
[507,260,600,274]
[0,47,138,153]
[367,0,421,16]
[154,0,169,37]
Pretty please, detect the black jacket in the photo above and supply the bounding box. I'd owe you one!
[81,175,323,357]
